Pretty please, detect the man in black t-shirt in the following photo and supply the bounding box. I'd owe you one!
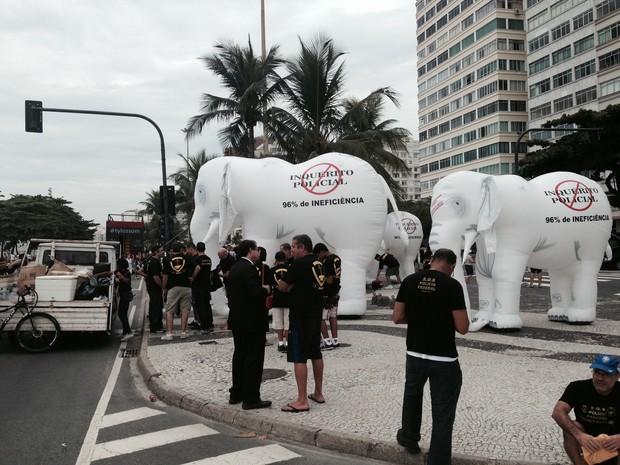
[393,248,469,463]
[161,242,199,340]
[313,243,341,349]
[278,234,325,412]
[375,252,402,289]
[145,244,164,333]
[192,242,214,332]
[552,354,620,465]
[270,251,291,352]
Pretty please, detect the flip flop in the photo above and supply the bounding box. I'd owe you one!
[308,394,325,404]
[281,404,309,413]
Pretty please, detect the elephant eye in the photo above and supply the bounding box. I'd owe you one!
[449,196,467,217]
[196,183,206,206]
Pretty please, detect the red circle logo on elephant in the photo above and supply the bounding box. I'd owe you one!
[401,218,417,234]
[301,163,343,195]
[553,180,595,211]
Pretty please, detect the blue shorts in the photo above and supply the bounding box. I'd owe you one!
[287,318,322,363]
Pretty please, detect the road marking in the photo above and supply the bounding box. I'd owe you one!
[182,444,301,465]
[75,344,125,465]
[91,424,218,461]
[100,407,164,428]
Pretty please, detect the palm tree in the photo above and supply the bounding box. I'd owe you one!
[185,38,284,157]
[267,34,410,197]
[168,149,216,234]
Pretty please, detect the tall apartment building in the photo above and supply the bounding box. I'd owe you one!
[416,0,529,198]
[527,0,620,141]
[390,137,421,201]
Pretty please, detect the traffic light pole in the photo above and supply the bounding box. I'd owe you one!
[25,102,171,244]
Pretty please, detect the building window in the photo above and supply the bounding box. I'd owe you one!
[597,0,620,19]
[574,35,595,55]
[464,149,478,162]
[462,33,475,48]
[528,10,548,30]
[509,39,525,50]
[510,100,526,112]
[600,77,620,97]
[552,45,572,65]
[554,95,573,112]
[462,14,474,29]
[552,21,570,41]
[573,9,593,30]
[451,153,464,165]
[530,102,552,119]
[599,21,620,45]
[574,60,596,79]
[451,116,463,129]
[510,80,526,92]
[599,48,620,70]
[553,70,572,88]
[509,60,525,71]
[529,33,550,53]
[529,55,550,75]
[429,161,439,172]
[511,121,527,132]
[440,157,451,169]
[463,110,477,123]
[530,78,551,97]
[575,86,597,104]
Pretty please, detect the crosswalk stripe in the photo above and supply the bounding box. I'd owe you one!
[100,407,165,428]
[182,444,301,465]
[91,424,218,461]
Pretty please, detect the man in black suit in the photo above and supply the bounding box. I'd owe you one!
[226,239,272,410]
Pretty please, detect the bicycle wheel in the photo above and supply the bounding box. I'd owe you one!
[15,312,61,353]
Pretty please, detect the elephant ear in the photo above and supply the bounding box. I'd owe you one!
[218,162,238,243]
[477,176,501,253]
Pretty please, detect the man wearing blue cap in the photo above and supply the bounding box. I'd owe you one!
[552,354,620,465]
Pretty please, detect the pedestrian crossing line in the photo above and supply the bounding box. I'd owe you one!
[182,444,301,465]
[100,407,165,428]
[91,424,218,461]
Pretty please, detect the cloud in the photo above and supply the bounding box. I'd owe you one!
[0,0,417,228]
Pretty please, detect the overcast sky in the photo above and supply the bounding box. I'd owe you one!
[1,0,417,230]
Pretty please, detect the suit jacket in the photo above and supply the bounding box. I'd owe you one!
[227,257,269,332]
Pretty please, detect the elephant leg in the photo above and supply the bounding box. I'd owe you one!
[564,262,599,323]
[338,260,368,316]
[472,271,494,331]
[547,270,571,322]
[487,277,523,329]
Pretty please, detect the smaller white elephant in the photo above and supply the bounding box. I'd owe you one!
[367,211,423,282]
[429,171,612,330]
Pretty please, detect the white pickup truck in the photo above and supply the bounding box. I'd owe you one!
[0,239,119,333]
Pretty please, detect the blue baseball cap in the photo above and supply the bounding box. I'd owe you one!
[590,354,620,374]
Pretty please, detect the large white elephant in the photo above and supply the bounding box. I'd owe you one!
[429,171,612,330]
[367,211,424,282]
[190,152,407,316]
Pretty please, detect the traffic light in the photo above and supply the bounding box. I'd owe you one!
[159,185,176,215]
[25,100,43,133]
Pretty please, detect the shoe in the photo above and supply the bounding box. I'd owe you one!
[161,333,173,341]
[120,333,133,341]
[332,342,340,348]
[320,341,333,350]
[203,326,215,333]
[385,285,394,290]
[281,403,309,413]
[396,428,421,455]
[538,284,542,288]
[180,332,188,339]
[229,396,242,405]
[277,344,286,352]
[528,284,534,288]
[242,399,272,410]
[188,321,201,329]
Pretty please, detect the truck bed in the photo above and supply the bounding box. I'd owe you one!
[0,300,112,332]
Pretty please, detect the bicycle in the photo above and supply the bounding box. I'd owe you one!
[0,286,61,353]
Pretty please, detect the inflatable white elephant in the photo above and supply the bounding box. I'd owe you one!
[429,171,612,330]
[367,211,424,282]
[190,152,407,316]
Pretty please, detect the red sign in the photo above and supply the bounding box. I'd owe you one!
[401,218,417,234]
[301,163,342,196]
[553,181,594,211]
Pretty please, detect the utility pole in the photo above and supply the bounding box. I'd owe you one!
[260,0,269,157]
